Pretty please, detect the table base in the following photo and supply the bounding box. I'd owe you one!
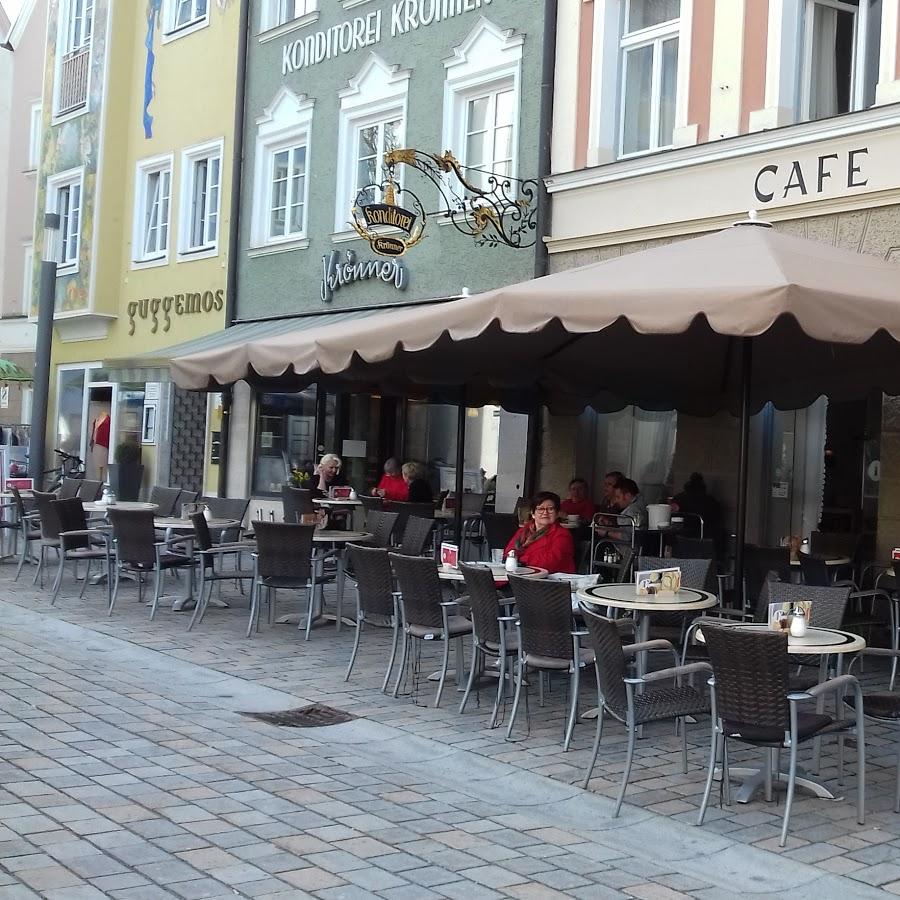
[717,765,839,802]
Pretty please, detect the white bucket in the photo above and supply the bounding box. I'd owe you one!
[647,504,672,530]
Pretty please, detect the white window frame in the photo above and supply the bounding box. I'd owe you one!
[61,0,94,54]
[260,0,318,33]
[52,0,94,122]
[251,90,315,248]
[132,154,174,268]
[22,244,34,317]
[178,138,223,261]
[335,55,410,234]
[27,102,42,171]
[618,1,681,158]
[162,0,210,42]
[46,167,84,274]
[443,19,524,196]
[800,0,880,119]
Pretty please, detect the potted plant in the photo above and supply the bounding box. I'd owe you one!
[289,467,311,488]
[108,441,144,501]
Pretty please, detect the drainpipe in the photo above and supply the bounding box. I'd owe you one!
[216,0,250,498]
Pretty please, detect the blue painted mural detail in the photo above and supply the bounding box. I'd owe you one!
[143,0,162,138]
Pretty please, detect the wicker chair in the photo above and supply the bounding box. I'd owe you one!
[50,498,112,606]
[481,513,519,556]
[247,521,320,639]
[187,512,255,631]
[698,623,865,847]
[201,496,251,544]
[76,479,104,501]
[10,486,40,581]
[389,552,472,707]
[506,576,595,749]
[58,478,82,499]
[31,490,62,587]
[578,603,710,815]
[637,556,712,642]
[107,508,194,619]
[345,544,401,690]
[743,545,791,612]
[390,501,434,543]
[361,495,385,517]
[175,489,200,512]
[458,563,517,726]
[281,485,315,523]
[367,510,399,549]
[149,485,182,517]
[398,515,435,557]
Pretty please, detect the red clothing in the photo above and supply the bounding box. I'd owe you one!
[377,473,408,502]
[560,498,595,521]
[504,522,576,574]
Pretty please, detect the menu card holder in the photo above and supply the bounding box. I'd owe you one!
[768,601,812,631]
[635,567,681,596]
[440,542,459,569]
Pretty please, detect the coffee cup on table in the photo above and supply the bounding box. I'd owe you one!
[567,515,579,525]
[491,549,504,564]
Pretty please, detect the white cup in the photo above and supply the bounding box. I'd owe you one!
[567,515,579,525]
[491,549,504,564]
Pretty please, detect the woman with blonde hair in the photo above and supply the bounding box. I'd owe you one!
[312,452,346,498]
[402,461,433,504]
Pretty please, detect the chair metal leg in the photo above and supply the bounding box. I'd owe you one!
[109,566,121,616]
[583,670,606,788]
[458,636,479,714]
[563,662,581,751]
[33,545,44,585]
[246,578,258,638]
[51,552,66,604]
[392,633,410,698]
[78,558,92,600]
[434,634,452,708]
[14,535,28,580]
[506,655,525,739]
[304,584,315,641]
[382,609,401,694]
[698,729,722,825]
[188,569,208,631]
[491,651,507,729]
[780,739,800,847]
[345,614,363,681]
[681,715,689,775]
[149,567,163,620]
[614,721,637,817]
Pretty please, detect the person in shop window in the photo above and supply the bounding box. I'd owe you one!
[560,478,596,523]
[373,457,408,502]
[503,491,576,574]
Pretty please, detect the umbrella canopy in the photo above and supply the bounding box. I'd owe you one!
[171,222,900,415]
[0,359,33,383]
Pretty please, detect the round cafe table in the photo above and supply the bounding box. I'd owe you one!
[313,498,363,508]
[84,501,159,513]
[438,562,547,585]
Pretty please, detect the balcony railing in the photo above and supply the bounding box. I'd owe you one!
[57,46,90,116]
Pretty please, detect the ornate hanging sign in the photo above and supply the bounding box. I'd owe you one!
[349,177,426,257]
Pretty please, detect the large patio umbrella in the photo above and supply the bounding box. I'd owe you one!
[171,219,900,587]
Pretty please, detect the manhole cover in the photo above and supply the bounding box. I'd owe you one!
[240,704,357,728]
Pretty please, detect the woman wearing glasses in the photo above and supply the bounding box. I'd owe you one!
[503,491,576,574]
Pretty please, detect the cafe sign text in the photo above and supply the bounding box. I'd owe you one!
[753,147,868,204]
[128,289,225,335]
[321,249,409,303]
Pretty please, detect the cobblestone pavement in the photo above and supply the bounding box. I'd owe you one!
[0,556,898,898]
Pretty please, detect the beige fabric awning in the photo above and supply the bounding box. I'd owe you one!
[171,223,900,414]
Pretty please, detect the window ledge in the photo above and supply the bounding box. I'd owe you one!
[53,311,117,343]
[55,263,80,278]
[162,16,210,44]
[177,245,219,262]
[131,255,170,271]
[247,238,310,258]
[51,105,88,127]
[342,0,374,7]
[258,11,320,43]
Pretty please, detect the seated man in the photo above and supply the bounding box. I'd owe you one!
[560,477,595,522]
[614,477,647,529]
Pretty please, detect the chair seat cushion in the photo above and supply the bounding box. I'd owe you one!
[159,553,193,569]
[723,712,838,745]
[845,692,900,721]
[66,548,109,561]
[635,685,708,724]
[260,575,311,589]
[524,647,595,672]
[407,615,473,640]
[483,633,519,655]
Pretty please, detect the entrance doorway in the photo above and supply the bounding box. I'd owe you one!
[86,384,115,482]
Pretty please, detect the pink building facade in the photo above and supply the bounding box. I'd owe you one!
[545,0,900,557]
[0,0,45,430]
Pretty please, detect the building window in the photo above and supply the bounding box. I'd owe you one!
[804,0,882,120]
[443,19,523,193]
[166,0,208,35]
[22,244,34,316]
[47,169,83,272]
[56,0,93,116]
[28,103,42,171]
[133,156,173,264]
[619,0,680,156]
[335,55,410,232]
[179,140,223,258]
[251,88,314,247]
[261,0,318,31]
[253,389,318,496]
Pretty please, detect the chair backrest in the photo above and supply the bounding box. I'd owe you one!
[201,496,250,542]
[764,581,850,630]
[281,485,315,522]
[149,485,181,516]
[58,478,81,499]
[252,521,314,581]
[508,575,574,663]
[399,515,434,557]
[190,512,213,553]
[481,513,519,551]
[612,547,635,583]
[390,501,434,542]
[108,509,157,565]
[368,509,399,549]
[636,556,711,591]
[10,485,33,518]
[33,490,62,541]
[672,535,716,560]
[798,554,830,587]
[53,498,90,550]
[460,563,503,645]
[703,623,789,732]
[77,479,103,501]
[744,545,790,609]
[347,544,394,617]
[389,552,444,629]
[361,495,385,515]
[460,492,486,517]
[175,489,200,513]
[578,604,629,721]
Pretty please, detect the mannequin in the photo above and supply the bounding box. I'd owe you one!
[90,409,110,481]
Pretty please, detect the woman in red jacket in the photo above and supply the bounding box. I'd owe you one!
[504,491,576,574]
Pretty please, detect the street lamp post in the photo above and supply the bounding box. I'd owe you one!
[29,212,60,487]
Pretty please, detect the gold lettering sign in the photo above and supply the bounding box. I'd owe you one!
[350,178,426,257]
[127,288,224,336]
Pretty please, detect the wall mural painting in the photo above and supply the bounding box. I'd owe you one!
[143,0,163,139]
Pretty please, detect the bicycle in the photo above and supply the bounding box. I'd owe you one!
[42,448,86,492]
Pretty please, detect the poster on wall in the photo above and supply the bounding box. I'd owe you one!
[141,403,158,444]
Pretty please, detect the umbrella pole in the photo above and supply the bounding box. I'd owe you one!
[734,338,752,611]
[454,401,466,547]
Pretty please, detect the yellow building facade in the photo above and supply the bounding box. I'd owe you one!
[43,0,238,496]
